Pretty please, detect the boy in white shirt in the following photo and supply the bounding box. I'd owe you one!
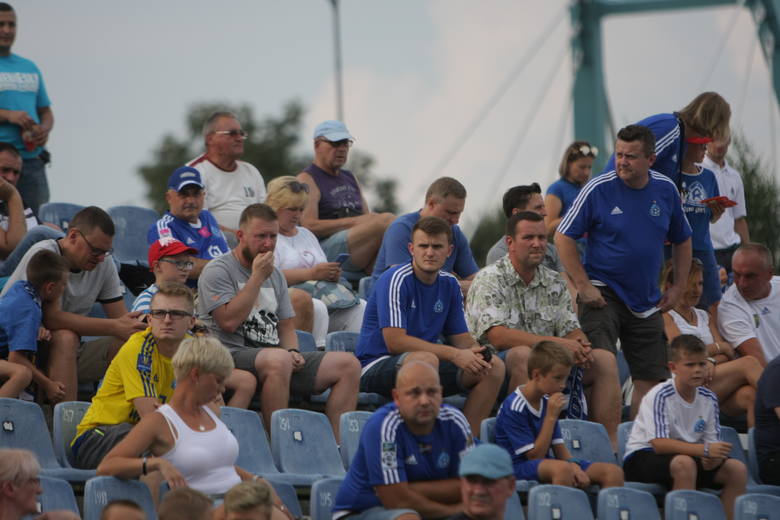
[624,334,746,520]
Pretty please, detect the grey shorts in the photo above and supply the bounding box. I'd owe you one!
[72,422,133,469]
[578,285,669,382]
[232,347,326,396]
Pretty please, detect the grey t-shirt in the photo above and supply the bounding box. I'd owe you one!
[197,251,294,352]
[0,239,123,315]
[485,237,564,272]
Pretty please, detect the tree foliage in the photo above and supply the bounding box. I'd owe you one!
[731,133,780,268]
[469,206,505,268]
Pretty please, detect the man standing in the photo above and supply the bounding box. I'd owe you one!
[467,211,621,447]
[1,206,146,401]
[0,3,54,215]
[718,243,780,366]
[297,120,394,273]
[197,203,359,440]
[71,282,195,469]
[372,177,478,294]
[357,216,504,434]
[556,124,692,416]
[187,112,266,241]
[445,444,517,520]
[334,361,473,520]
[703,134,750,274]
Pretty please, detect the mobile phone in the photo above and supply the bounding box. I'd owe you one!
[335,253,351,265]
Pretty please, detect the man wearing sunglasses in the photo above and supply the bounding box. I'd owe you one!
[297,120,394,274]
[187,111,266,244]
[71,282,195,469]
[1,206,146,401]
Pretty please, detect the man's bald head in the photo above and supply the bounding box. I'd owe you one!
[733,243,774,301]
[396,360,440,389]
[393,360,443,435]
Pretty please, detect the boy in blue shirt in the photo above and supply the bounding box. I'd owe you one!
[0,248,69,402]
[495,341,623,488]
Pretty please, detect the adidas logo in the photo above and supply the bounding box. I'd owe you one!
[610,206,623,215]
[186,237,195,244]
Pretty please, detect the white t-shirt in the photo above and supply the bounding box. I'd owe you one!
[187,156,266,230]
[668,308,714,345]
[0,239,124,316]
[0,204,37,231]
[702,156,747,250]
[274,226,327,270]
[718,276,780,362]
[624,379,719,461]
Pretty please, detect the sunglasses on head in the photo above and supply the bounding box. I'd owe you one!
[571,144,598,158]
[287,181,309,194]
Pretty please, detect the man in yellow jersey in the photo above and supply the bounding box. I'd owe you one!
[71,281,195,469]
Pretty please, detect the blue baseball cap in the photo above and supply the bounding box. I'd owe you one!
[459,444,514,479]
[313,120,354,141]
[168,166,204,192]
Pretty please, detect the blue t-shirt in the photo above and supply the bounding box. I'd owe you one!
[334,403,473,514]
[546,178,583,218]
[602,113,684,186]
[0,280,41,358]
[495,389,564,477]
[558,171,692,313]
[680,167,719,252]
[0,54,51,159]
[371,210,478,281]
[357,263,469,367]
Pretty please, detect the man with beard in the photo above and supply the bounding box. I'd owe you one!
[196,203,359,441]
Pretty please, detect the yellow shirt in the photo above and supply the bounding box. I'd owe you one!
[74,329,176,440]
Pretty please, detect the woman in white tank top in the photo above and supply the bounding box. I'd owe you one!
[662,259,763,427]
[97,336,291,519]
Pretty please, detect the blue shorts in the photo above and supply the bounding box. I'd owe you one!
[514,456,592,481]
[360,354,465,397]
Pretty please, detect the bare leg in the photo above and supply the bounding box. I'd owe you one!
[289,288,314,332]
[631,379,660,419]
[225,368,257,409]
[720,385,756,428]
[313,352,360,442]
[48,329,80,402]
[537,459,576,486]
[583,349,621,450]
[254,349,293,434]
[585,461,624,488]
[460,357,504,434]
[345,213,395,271]
[0,360,31,398]
[669,455,697,490]
[503,346,530,392]
[715,458,747,520]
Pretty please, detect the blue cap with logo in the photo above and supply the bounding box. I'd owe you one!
[459,444,514,479]
[313,120,354,141]
[168,166,204,192]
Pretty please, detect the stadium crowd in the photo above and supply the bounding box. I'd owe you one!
[0,3,777,519]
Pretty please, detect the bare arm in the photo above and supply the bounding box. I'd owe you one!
[8,350,65,402]
[0,180,26,257]
[526,392,567,459]
[131,397,161,418]
[735,338,768,367]
[650,438,730,459]
[735,218,750,245]
[297,171,365,237]
[43,299,145,339]
[555,231,606,307]
[383,328,490,376]
[281,262,340,286]
[658,238,692,312]
[375,482,461,518]
[544,194,563,237]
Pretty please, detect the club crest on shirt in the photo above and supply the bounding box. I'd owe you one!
[649,201,661,217]
[434,299,443,313]
[437,452,450,468]
[694,417,706,433]
[753,313,761,328]
[381,442,397,469]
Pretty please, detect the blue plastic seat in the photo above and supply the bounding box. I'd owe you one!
[598,487,660,520]
[20,475,80,520]
[38,202,84,230]
[325,331,388,408]
[479,418,536,493]
[107,205,160,266]
[296,329,317,352]
[52,401,91,468]
[271,409,346,485]
[311,477,344,520]
[664,489,725,520]
[559,419,617,464]
[721,426,780,496]
[219,406,316,487]
[0,398,95,483]
[748,428,762,484]
[358,276,374,299]
[527,484,593,520]
[339,410,372,469]
[265,478,304,519]
[504,491,526,520]
[734,492,780,519]
[84,476,157,520]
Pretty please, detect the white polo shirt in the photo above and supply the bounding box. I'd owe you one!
[702,156,747,250]
[718,276,780,362]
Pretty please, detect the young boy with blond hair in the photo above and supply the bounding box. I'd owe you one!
[495,340,623,488]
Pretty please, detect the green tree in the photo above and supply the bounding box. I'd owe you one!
[731,134,780,269]
[469,206,505,267]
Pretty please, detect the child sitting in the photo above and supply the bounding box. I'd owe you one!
[624,334,747,520]
[495,340,623,488]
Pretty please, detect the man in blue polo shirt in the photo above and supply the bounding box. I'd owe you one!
[357,216,504,435]
[372,177,478,294]
[334,361,473,520]
[556,124,692,417]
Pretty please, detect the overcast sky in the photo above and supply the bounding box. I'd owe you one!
[17,1,773,233]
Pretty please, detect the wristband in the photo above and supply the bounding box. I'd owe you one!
[714,342,722,354]
[287,349,301,354]
[706,357,717,366]
[142,456,148,475]
[703,441,710,458]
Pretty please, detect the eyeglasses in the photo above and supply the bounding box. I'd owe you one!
[212,129,248,139]
[158,258,195,271]
[149,309,193,320]
[286,181,309,194]
[572,144,598,158]
[318,138,353,148]
[77,231,112,257]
